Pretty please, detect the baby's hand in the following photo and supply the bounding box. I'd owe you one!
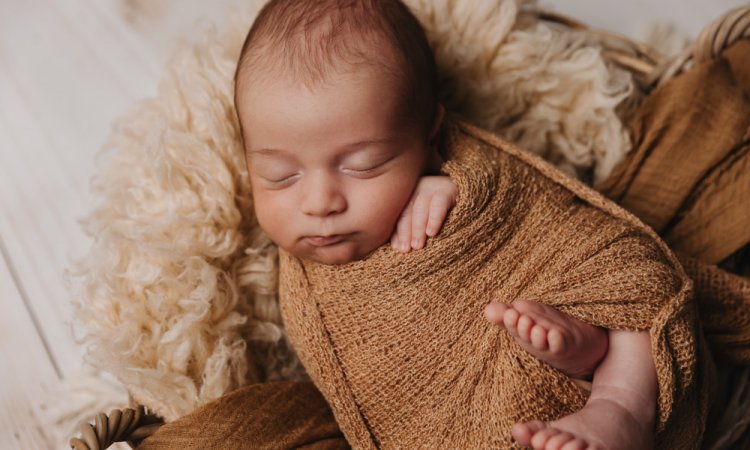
[391,175,457,252]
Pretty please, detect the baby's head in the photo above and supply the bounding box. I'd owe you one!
[234,0,444,265]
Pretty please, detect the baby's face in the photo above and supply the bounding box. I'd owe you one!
[237,67,436,264]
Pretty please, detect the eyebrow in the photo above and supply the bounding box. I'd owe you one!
[248,137,396,156]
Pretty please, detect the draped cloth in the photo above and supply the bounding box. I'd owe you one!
[277,118,714,449]
[596,40,750,369]
[134,381,348,450]
[596,41,750,267]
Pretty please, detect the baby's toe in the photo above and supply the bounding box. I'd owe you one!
[530,427,560,449]
[512,299,573,329]
[544,432,575,450]
[512,421,545,446]
[511,299,549,318]
[547,328,567,355]
[560,439,589,450]
[530,324,549,351]
[502,307,521,334]
[484,302,509,324]
[517,314,535,341]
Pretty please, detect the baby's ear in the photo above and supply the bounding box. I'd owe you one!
[425,104,446,174]
[429,103,445,145]
[425,150,444,175]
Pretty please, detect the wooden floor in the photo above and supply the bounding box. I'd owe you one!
[0,0,744,448]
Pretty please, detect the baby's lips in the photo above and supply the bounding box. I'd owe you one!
[305,235,346,247]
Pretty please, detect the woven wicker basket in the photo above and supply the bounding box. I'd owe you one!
[69,5,750,450]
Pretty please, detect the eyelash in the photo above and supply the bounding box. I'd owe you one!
[344,155,396,175]
[261,157,393,186]
[266,174,299,185]
[343,165,379,174]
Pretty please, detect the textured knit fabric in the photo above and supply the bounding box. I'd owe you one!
[137,381,349,450]
[595,41,750,366]
[679,254,750,365]
[278,118,714,449]
[595,42,750,264]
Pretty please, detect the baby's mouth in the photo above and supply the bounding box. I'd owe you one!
[305,234,347,247]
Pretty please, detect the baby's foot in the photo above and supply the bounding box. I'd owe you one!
[484,300,607,378]
[511,396,654,450]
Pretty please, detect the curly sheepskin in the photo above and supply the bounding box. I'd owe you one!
[69,0,637,422]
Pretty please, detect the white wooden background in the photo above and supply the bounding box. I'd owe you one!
[0,1,746,449]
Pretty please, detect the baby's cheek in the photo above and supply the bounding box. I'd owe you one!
[355,181,413,236]
[253,193,293,246]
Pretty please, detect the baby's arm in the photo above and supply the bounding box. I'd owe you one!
[391,175,457,252]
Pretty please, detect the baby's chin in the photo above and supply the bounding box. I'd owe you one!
[289,240,380,265]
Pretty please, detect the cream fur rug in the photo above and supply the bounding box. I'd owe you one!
[66,0,637,425]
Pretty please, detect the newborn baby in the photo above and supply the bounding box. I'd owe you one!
[234,1,707,449]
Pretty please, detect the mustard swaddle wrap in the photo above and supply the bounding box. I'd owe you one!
[278,118,714,449]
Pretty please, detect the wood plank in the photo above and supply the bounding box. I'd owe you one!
[81,0,247,65]
[46,0,161,97]
[0,0,154,199]
[0,0,167,378]
[0,237,59,449]
[0,0,242,380]
[0,58,89,378]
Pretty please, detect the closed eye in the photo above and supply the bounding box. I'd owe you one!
[341,155,396,176]
[261,173,300,186]
[343,166,379,174]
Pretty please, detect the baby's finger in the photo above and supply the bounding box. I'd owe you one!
[410,194,431,249]
[426,194,451,236]
[394,201,413,252]
[390,231,402,251]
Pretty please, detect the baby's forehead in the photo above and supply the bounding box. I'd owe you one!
[237,66,415,146]
[236,33,411,126]
[241,28,405,91]
[234,0,437,138]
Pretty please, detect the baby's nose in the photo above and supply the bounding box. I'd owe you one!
[300,173,347,217]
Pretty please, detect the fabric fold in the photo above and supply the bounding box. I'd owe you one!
[595,43,750,264]
[595,41,750,371]
[137,381,348,450]
[678,253,750,365]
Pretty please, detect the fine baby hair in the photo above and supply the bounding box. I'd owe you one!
[234,0,439,137]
